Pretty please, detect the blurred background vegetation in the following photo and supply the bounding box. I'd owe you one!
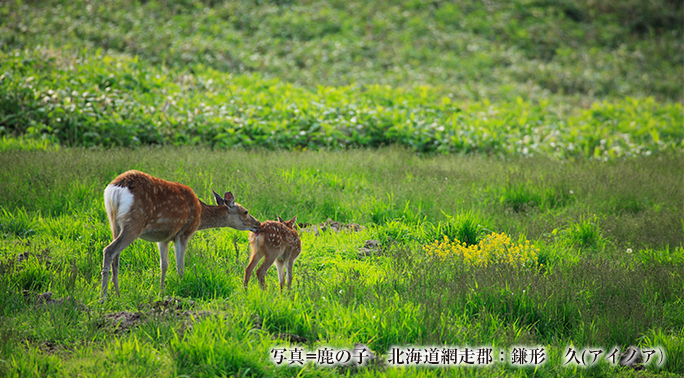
[1,0,682,155]
[2,0,681,101]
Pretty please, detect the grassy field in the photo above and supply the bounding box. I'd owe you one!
[0,148,682,377]
[1,0,683,376]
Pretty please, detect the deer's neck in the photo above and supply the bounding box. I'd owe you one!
[197,202,227,231]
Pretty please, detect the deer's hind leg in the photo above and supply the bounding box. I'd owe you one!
[274,257,285,292]
[111,253,120,296]
[101,225,141,299]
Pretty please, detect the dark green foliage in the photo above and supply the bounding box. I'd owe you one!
[564,215,603,249]
[433,212,484,246]
[14,260,51,292]
[0,0,682,156]
[0,49,681,156]
[0,209,35,238]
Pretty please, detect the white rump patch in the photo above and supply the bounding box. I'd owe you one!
[104,185,134,222]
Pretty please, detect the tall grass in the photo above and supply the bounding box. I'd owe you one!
[0,147,681,376]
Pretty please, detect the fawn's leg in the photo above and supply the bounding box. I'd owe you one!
[256,252,279,290]
[244,249,262,289]
[274,258,285,292]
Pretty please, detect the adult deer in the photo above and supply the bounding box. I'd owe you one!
[244,216,301,291]
[101,170,260,299]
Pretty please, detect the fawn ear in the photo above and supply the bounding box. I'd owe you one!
[212,190,225,206]
[223,191,235,207]
[277,215,285,223]
[288,215,298,228]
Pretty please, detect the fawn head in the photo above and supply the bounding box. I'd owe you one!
[211,190,261,232]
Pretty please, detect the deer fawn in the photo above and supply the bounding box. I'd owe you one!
[244,216,301,291]
[101,170,261,299]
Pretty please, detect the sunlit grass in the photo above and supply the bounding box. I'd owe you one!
[0,148,681,377]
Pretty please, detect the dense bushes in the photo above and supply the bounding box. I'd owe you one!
[1,48,682,157]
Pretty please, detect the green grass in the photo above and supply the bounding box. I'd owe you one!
[0,0,682,376]
[0,147,682,377]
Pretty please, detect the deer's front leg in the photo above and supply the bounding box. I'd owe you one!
[286,257,296,291]
[174,234,190,278]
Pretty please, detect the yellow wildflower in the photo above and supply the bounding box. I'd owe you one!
[423,232,539,269]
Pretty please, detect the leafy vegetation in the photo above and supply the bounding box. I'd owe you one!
[1,47,681,157]
[0,0,682,156]
[2,0,681,101]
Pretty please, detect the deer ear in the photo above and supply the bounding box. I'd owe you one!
[288,215,298,228]
[277,215,285,223]
[212,190,225,206]
[223,191,235,207]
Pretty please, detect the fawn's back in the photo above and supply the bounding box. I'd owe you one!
[244,217,301,290]
[249,220,300,259]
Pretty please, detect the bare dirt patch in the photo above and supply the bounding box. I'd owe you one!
[35,291,87,311]
[99,297,223,334]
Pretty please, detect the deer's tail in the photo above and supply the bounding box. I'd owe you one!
[103,184,134,239]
